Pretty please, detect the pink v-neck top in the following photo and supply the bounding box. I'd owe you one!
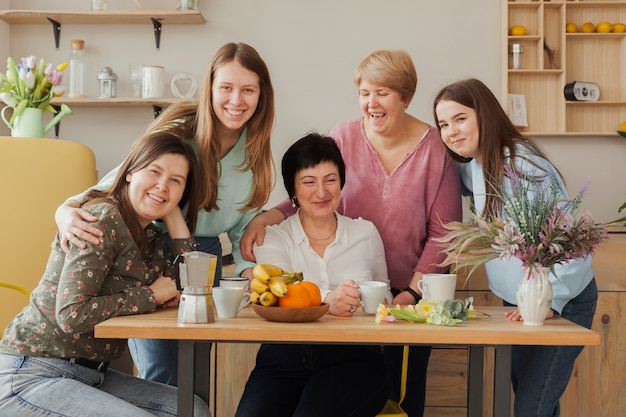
[276,117,462,289]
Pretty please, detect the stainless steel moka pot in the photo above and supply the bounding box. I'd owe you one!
[177,251,217,323]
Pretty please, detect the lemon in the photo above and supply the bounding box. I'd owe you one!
[621,121,626,132]
[581,22,595,33]
[613,23,626,33]
[565,23,578,33]
[596,22,613,33]
[509,25,528,36]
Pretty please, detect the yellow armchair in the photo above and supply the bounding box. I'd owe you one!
[0,136,97,329]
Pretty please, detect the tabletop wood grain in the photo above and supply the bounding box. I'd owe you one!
[95,305,599,347]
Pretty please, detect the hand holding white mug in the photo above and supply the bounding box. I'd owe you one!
[358,281,388,314]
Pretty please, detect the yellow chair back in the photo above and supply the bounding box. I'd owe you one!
[377,345,409,417]
[0,136,97,329]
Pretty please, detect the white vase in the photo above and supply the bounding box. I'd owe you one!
[516,265,553,326]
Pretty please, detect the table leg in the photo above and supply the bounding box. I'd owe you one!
[467,346,484,417]
[178,340,196,417]
[493,345,512,416]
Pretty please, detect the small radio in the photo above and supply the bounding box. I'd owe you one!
[564,81,600,101]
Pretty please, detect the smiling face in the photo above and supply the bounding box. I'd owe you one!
[358,79,408,136]
[211,60,260,134]
[126,153,189,228]
[435,99,481,164]
[294,161,341,221]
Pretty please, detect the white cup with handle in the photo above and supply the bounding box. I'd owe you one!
[417,274,457,301]
[358,281,388,314]
[213,287,248,318]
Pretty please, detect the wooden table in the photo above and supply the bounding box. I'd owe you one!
[95,306,599,417]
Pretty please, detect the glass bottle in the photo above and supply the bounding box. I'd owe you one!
[68,39,85,98]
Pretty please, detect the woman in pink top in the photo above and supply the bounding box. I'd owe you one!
[242,50,461,417]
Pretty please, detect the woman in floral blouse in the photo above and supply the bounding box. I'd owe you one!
[0,132,209,417]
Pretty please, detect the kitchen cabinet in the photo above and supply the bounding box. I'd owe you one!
[504,1,626,135]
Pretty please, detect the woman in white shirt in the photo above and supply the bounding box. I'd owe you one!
[235,133,391,417]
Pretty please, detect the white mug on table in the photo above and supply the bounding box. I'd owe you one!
[213,287,248,318]
[417,273,457,301]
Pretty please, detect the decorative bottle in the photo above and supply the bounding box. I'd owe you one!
[68,39,86,98]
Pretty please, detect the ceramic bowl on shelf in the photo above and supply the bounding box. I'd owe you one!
[252,303,329,323]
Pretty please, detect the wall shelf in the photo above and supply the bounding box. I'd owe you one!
[0,10,205,25]
[504,0,626,136]
[0,9,205,50]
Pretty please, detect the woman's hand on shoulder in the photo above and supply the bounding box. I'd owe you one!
[241,209,285,262]
[326,280,360,317]
[55,200,103,253]
[149,276,180,308]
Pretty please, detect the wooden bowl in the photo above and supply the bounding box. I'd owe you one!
[252,303,329,323]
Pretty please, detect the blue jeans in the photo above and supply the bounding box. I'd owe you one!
[235,344,389,417]
[129,236,221,386]
[506,278,598,417]
[0,353,210,417]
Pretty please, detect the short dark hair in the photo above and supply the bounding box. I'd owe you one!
[281,132,345,201]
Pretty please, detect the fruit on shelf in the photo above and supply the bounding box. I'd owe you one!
[509,25,527,36]
[613,23,626,33]
[581,22,595,33]
[596,22,613,33]
[566,23,578,33]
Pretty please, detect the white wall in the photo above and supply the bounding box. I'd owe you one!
[2,0,625,223]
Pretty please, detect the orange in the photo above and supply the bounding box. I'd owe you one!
[581,22,595,33]
[509,25,527,36]
[278,282,312,308]
[620,121,626,132]
[299,282,322,307]
[613,23,626,33]
[565,23,578,33]
[596,22,613,33]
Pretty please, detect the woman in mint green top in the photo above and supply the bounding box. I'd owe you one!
[54,42,276,386]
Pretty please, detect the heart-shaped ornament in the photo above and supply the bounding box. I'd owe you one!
[171,72,198,99]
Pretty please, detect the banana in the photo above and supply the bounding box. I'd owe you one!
[250,278,270,294]
[252,263,284,283]
[259,291,278,306]
[249,291,261,305]
[268,276,288,297]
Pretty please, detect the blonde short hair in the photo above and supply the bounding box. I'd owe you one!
[354,49,418,104]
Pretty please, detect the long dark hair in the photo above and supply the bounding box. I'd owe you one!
[83,132,200,248]
[433,78,559,220]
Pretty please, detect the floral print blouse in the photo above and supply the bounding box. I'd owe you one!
[0,202,196,362]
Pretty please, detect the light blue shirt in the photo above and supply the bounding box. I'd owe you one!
[70,130,257,275]
[458,146,594,313]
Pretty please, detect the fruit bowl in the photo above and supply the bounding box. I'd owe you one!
[252,303,329,323]
[617,130,626,138]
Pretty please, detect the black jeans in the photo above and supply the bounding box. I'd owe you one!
[235,344,389,417]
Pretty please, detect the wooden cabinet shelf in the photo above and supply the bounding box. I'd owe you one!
[504,0,626,136]
[0,10,205,25]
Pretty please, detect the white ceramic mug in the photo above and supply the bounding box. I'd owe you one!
[142,66,165,98]
[358,281,388,314]
[213,287,247,319]
[417,274,457,301]
[220,276,249,290]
